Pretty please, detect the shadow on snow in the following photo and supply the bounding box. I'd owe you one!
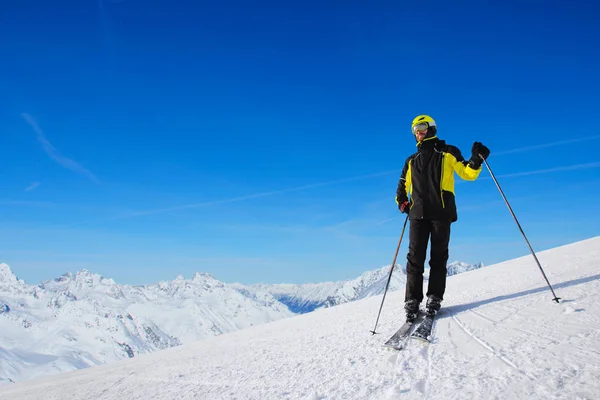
[444,273,600,315]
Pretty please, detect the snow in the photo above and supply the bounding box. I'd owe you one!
[0,263,19,284]
[248,261,484,313]
[1,236,599,399]
[0,258,484,384]
[0,266,293,384]
[247,266,408,313]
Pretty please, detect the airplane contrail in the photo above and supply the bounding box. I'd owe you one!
[493,135,600,156]
[106,169,400,220]
[102,136,600,220]
[492,161,600,179]
[22,113,100,183]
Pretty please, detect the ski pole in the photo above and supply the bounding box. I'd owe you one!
[479,154,561,303]
[370,214,409,335]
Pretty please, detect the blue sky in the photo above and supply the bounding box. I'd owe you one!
[1,0,599,286]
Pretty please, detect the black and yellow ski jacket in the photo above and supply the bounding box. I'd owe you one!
[395,136,481,222]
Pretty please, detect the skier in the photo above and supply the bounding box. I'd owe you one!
[395,115,490,322]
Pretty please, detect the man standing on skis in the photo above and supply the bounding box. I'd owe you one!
[395,115,490,322]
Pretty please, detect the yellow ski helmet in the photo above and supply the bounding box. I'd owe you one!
[411,115,436,131]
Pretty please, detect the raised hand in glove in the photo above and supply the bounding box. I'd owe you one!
[399,201,410,215]
[469,141,490,169]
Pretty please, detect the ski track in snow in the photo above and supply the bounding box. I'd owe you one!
[1,237,600,399]
[450,312,537,380]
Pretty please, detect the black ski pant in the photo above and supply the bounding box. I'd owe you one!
[404,218,451,303]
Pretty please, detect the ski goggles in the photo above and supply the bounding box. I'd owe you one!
[412,122,429,134]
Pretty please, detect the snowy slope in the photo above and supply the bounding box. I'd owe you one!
[0,268,292,384]
[0,258,482,385]
[2,236,598,400]
[250,261,483,313]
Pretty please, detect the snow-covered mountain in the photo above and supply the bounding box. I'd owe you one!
[446,260,485,276]
[1,237,598,400]
[0,259,483,385]
[252,261,485,314]
[0,266,292,384]
[248,266,407,314]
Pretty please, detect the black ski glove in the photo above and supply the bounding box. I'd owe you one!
[469,142,490,169]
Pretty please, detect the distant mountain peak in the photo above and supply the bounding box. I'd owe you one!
[0,263,18,283]
[51,269,105,289]
[193,271,215,280]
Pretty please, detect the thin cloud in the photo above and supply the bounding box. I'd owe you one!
[0,200,55,207]
[106,169,399,220]
[487,161,600,179]
[451,161,600,185]
[24,182,41,191]
[377,217,399,225]
[105,159,600,221]
[493,135,600,156]
[96,136,600,221]
[21,113,99,183]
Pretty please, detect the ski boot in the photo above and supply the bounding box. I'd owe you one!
[404,299,420,322]
[425,295,442,317]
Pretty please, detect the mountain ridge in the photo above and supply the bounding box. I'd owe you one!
[0,259,483,384]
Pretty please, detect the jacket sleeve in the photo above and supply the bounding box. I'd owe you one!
[395,156,412,205]
[446,146,481,181]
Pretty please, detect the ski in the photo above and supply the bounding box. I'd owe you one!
[382,312,423,350]
[409,312,437,343]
